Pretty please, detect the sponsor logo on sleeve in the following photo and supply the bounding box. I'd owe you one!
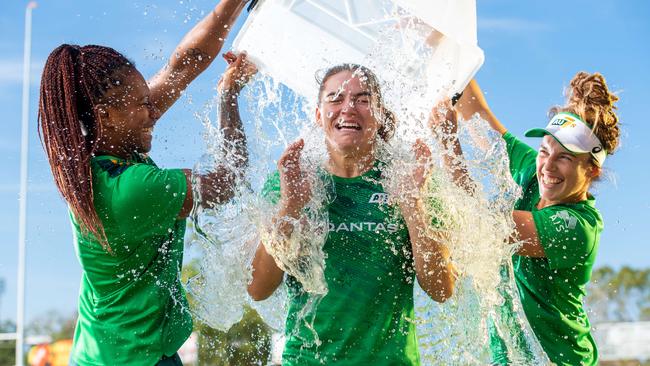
[549,210,578,232]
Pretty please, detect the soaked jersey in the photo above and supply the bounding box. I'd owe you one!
[71,154,192,366]
[263,163,421,365]
[490,132,602,366]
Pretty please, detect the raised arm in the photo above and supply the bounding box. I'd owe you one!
[149,0,249,115]
[429,100,475,194]
[177,52,256,217]
[398,140,455,302]
[455,79,507,135]
[441,83,547,258]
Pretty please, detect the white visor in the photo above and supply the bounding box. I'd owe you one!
[525,112,607,166]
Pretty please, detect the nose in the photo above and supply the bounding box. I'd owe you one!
[542,155,558,172]
[341,97,359,114]
[147,103,162,124]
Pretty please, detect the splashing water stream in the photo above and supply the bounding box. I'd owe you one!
[185,21,550,365]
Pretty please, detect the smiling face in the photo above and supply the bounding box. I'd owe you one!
[316,70,380,159]
[97,67,160,155]
[536,135,597,207]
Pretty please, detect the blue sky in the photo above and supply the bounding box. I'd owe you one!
[0,0,648,325]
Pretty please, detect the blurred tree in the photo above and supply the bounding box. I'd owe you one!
[0,320,16,366]
[182,260,272,365]
[26,310,77,341]
[587,266,650,323]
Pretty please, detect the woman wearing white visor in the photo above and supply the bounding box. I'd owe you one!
[442,71,621,365]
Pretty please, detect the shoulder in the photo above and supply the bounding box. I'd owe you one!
[93,156,186,209]
[537,201,602,231]
[533,201,603,268]
[93,157,135,178]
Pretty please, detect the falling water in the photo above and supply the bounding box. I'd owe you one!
[184,17,550,366]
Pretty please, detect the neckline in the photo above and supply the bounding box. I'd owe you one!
[329,160,382,182]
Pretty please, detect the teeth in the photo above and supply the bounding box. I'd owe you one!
[337,121,360,129]
[543,176,562,184]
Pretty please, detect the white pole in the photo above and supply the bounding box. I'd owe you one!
[17,2,37,366]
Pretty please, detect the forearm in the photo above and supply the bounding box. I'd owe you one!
[439,137,475,195]
[171,1,246,71]
[248,243,284,301]
[150,0,247,111]
[191,91,249,207]
[400,199,455,302]
[248,206,301,300]
[220,91,248,170]
[456,80,507,135]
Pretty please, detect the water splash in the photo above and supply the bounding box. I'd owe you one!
[184,22,550,365]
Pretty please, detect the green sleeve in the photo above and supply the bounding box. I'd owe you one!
[502,132,538,180]
[532,205,599,269]
[110,164,187,239]
[261,171,281,205]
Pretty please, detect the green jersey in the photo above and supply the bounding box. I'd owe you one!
[263,163,420,365]
[71,155,192,366]
[491,132,602,365]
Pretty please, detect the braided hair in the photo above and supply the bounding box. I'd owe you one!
[38,44,134,251]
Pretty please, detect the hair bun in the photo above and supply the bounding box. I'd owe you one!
[551,71,621,154]
[568,71,619,111]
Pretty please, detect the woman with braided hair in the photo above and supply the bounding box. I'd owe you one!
[434,72,621,365]
[38,1,255,365]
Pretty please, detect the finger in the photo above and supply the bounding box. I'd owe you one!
[279,139,304,167]
[413,139,432,162]
[222,51,237,63]
[231,54,244,69]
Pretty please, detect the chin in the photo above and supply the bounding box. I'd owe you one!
[136,145,152,154]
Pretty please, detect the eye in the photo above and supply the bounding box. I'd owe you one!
[538,149,548,157]
[559,155,574,161]
[356,97,370,105]
[328,97,343,104]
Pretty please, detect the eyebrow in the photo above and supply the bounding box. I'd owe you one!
[324,91,372,98]
[540,144,575,157]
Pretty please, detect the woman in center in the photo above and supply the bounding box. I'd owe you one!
[245,64,455,365]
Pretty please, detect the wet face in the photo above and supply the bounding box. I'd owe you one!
[536,135,596,207]
[98,67,160,154]
[316,70,380,157]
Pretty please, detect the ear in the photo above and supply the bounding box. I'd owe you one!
[93,103,113,130]
[588,164,602,179]
[315,105,323,128]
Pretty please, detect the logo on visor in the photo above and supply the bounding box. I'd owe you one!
[550,116,577,129]
[592,146,603,154]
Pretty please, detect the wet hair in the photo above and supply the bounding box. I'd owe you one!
[38,44,135,251]
[316,64,396,141]
[550,71,621,155]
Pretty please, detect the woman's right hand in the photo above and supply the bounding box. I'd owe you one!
[429,98,458,145]
[278,139,312,217]
[218,51,258,95]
